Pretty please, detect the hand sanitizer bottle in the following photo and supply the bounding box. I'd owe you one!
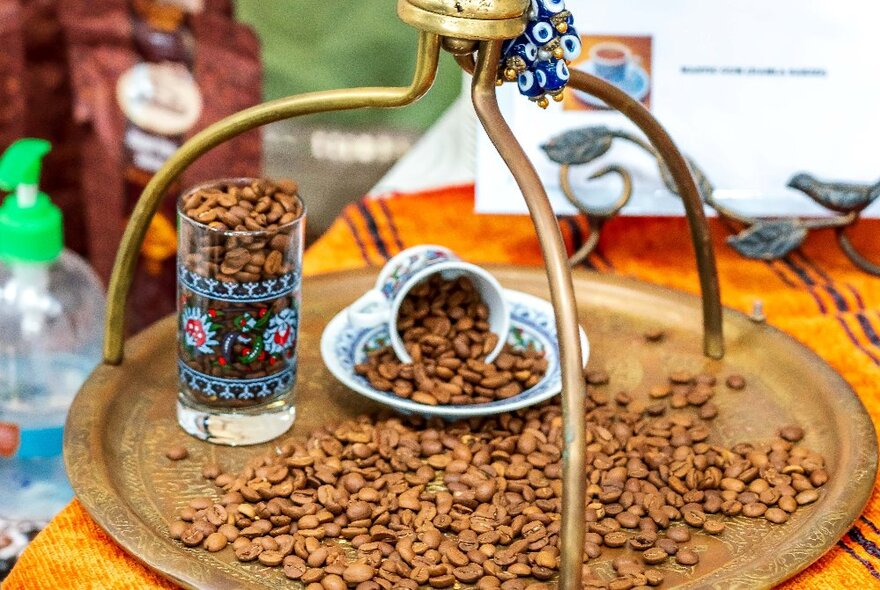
[0,139,105,521]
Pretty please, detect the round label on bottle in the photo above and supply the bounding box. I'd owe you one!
[116,62,203,136]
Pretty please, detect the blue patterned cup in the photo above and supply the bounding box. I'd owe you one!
[176,178,305,446]
[590,41,631,84]
[347,245,510,363]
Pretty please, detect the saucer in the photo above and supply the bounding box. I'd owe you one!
[320,289,589,419]
[573,60,650,107]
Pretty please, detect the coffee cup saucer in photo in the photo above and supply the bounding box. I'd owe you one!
[320,289,589,420]
[574,60,650,107]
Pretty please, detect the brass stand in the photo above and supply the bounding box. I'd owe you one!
[101,3,724,588]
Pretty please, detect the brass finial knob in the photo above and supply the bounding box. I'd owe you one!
[397,0,529,40]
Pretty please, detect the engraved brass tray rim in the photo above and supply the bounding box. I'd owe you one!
[65,267,878,590]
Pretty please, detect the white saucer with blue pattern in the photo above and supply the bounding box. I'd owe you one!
[320,289,589,419]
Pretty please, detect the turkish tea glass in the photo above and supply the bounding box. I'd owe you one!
[176,178,305,445]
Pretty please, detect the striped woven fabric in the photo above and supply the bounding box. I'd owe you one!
[6,184,880,588]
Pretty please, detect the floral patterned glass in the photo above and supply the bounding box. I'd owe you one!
[176,179,304,445]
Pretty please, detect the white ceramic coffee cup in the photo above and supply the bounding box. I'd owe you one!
[590,41,632,83]
[347,245,510,364]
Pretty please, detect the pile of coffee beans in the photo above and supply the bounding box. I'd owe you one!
[167,369,829,589]
[179,178,303,283]
[355,275,547,405]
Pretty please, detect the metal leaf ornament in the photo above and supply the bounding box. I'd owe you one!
[727,220,807,260]
[787,173,880,214]
[659,157,715,203]
[540,126,613,165]
[499,0,580,108]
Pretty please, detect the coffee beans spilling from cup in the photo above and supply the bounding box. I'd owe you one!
[355,275,547,405]
[167,369,828,588]
[180,178,302,283]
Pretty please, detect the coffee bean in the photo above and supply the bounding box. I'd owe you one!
[258,549,284,567]
[235,542,263,562]
[669,370,693,384]
[779,424,805,442]
[702,519,725,535]
[742,503,768,518]
[699,403,719,420]
[283,555,307,579]
[644,569,664,586]
[453,563,484,584]
[642,547,667,565]
[603,531,628,548]
[796,489,819,505]
[169,521,187,540]
[205,504,227,526]
[264,250,283,276]
[180,527,204,547]
[725,374,746,390]
[165,446,188,461]
[343,563,375,584]
[430,574,456,588]
[585,369,610,385]
[656,538,678,556]
[676,548,700,566]
[301,568,324,583]
[683,509,706,527]
[204,532,227,552]
[666,527,690,544]
[648,384,671,399]
[616,512,640,529]
[644,329,665,342]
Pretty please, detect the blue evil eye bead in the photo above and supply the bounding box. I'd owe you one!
[550,9,573,33]
[501,39,540,81]
[560,31,581,61]
[536,59,569,92]
[525,20,555,46]
[501,0,576,105]
[510,40,538,66]
[517,70,545,98]
[536,0,566,17]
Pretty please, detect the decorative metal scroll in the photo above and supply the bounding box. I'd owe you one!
[543,126,880,274]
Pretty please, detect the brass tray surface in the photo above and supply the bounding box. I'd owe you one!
[65,266,878,589]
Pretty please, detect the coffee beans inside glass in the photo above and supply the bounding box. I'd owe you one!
[177,178,304,445]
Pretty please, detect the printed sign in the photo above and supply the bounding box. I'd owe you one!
[476,0,880,217]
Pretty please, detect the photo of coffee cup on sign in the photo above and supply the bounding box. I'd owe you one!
[564,35,653,111]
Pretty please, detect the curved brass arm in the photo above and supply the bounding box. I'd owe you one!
[103,32,441,364]
[471,41,587,590]
[454,56,724,359]
[568,70,724,359]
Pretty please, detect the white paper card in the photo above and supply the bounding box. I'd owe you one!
[475,0,880,217]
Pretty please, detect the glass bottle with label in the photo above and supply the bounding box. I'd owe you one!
[0,139,105,521]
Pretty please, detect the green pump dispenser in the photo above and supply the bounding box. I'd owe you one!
[0,138,63,263]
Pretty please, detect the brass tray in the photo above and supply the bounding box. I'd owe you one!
[65,266,877,589]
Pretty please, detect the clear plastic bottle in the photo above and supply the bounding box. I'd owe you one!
[0,139,105,521]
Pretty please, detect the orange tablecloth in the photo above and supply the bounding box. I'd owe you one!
[7,184,880,589]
